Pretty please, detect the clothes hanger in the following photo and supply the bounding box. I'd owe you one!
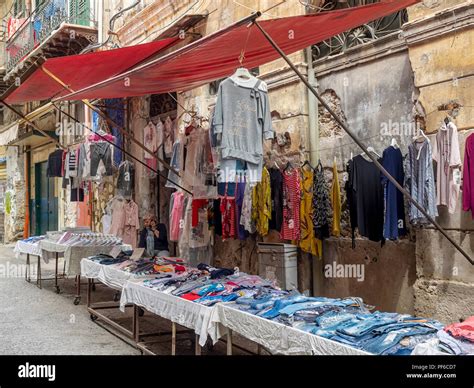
[283,161,293,172]
[301,160,315,171]
[361,146,381,158]
[391,138,399,149]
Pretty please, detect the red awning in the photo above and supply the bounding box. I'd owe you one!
[59,0,419,101]
[3,37,178,104]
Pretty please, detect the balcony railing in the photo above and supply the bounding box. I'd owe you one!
[310,0,408,60]
[5,0,96,73]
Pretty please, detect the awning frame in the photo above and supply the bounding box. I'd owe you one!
[0,5,471,264]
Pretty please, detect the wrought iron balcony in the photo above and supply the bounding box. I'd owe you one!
[4,0,97,75]
[309,0,408,60]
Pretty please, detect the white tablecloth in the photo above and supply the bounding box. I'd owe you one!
[120,280,214,347]
[80,258,146,291]
[40,240,126,276]
[209,303,371,356]
[14,240,43,260]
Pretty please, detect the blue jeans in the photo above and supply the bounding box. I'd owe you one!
[338,316,397,337]
[362,326,437,355]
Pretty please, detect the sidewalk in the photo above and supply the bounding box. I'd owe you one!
[0,245,139,355]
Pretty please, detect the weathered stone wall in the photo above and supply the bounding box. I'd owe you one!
[404,2,474,322]
[321,238,416,314]
[313,34,418,309]
[5,146,25,242]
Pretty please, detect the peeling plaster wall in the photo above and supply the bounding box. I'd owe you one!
[314,37,418,310]
[405,2,474,322]
[5,147,25,242]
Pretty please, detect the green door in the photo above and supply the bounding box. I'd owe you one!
[69,0,90,26]
[34,161,58,236]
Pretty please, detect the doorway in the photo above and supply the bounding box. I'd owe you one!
[33,161,58,235]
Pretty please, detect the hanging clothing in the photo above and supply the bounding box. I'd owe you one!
[104,98,124,166]
[345,159,358,247]
[299,168,321,257]
[331,161,341,237]
[143,121,159,175]
[432,122,461,214]
[312,164,331,240]
[190,207,210,248]
[381,146,406,240]
[463,134,474,218]
[405,140,438,225]
[235,181,248,240]
[351,155,384,243]
[90,142,113,176]
[253,167,272,236]
[164,116,175,158]
[46,149,65,177]
[220,196,236,240]
[117,161,135,197]
[166,138,184,190]
[281,168,301,241]
[169,192,185,242]
[65,149,78,179]
[213,77,274,167]
[123,200,140,248]
[240,182,256,234]
[269,167,284,232]
[212,199,223,236]
[109,198,126,238]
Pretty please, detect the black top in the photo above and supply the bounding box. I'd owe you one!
[138,223,169,251]
[47,149,64,177]
[351,155,384,243]
[345,159,358,247]
[269,167,284,231]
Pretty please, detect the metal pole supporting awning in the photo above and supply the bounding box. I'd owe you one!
[0,1,470,263]
[252,21,473,265]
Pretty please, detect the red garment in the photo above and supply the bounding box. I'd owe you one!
[88,133,115,142]
[172,264,186,273]
[181,293,201,301]
[280,169,301,240]
[220,197,236,240]
[191,199,208,227]
[61,150,67,177]
[444,316,474,343]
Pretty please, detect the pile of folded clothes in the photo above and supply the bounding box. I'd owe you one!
[412,316,474,355]
[229,291,445,355]
[92,258,473,355]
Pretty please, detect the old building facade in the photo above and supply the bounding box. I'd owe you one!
[0,0,473,323]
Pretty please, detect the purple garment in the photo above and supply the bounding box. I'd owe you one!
[235,181,248,240]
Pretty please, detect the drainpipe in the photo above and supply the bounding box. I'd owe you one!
[305,46,324,297]
[306,46,319,164]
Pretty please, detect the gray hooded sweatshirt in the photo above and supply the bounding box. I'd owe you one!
[213,77,274,165]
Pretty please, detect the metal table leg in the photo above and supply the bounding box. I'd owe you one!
[171,322,176,356]
[87,278,92,308]
[37,256,42,289]
[74,275,81,305]
[54,252,60,293]
[25,254,30,282]
[195,335,201,355]
[227,329,233,356]
[133,305,139,343]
